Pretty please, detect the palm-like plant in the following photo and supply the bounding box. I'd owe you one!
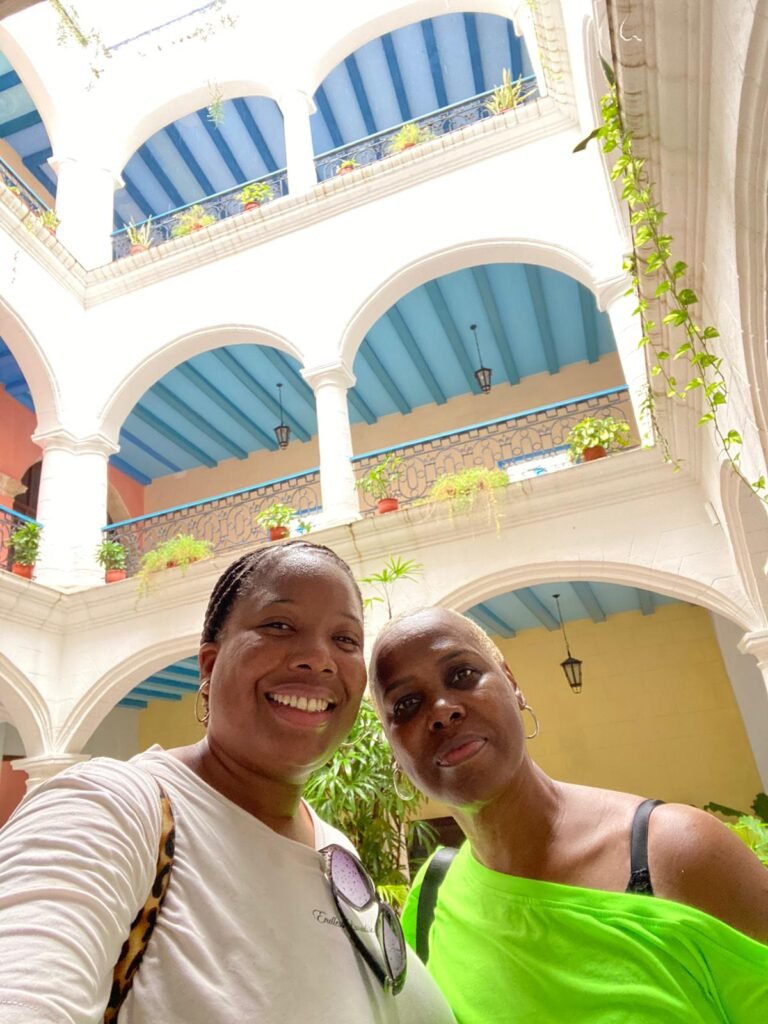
[359,555,423,619]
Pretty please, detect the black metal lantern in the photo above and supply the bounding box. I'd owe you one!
[470,323,492,394]
[274,383,290,450]
[553,593,583,694]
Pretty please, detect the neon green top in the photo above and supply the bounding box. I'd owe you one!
[401,844,768,1023]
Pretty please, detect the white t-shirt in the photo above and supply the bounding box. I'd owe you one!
[0,748,455,1024]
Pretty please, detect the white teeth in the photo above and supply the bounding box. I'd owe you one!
[269,693,331,712]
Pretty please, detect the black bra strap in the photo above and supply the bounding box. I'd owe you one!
[625,798,664,895]
[416,847,458,963]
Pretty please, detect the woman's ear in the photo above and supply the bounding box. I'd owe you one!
[502,662,527,709]
[198,642,218,681]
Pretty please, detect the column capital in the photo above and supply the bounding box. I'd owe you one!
[738,629,768,666]
[31,428,118,458]
[594,273,634,311]
[277,88,317,116]
[302,360,356,390]
[12,752,90,792]
[47,153,124,191]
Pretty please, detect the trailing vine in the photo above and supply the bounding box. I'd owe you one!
[577,62,767,503]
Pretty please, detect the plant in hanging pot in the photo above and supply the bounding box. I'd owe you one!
[356,453,404,513]
[254,502,295,541]
[96,538,127,583]
[428,466,509,528]
[9,521,41,578]
[126,218,154,254]
[566,416,631,463]
[135,533,214,596]
[389,122,433,154]
[237,181,273,210]
[484,68,531,115]
[170,204,216,238]
[335,158,359,176]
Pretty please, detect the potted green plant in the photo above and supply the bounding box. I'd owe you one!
[484,68,530,115]
[356,453,404,513]
[170,204,216,238]
[304,699,438,907]
[428,466,509,527]
[389,122,433,154]
[9,521,41,578]
[39,209,60,235]
[136,534,214,596]
[566,416,631,463]
[335,158,359,175]
[254,502,295,541]
[238,181,273,210]
[96,538,127,583]
[126,218,153,255]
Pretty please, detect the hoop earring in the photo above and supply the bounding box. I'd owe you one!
[194,682,210,726]
[392,762,412,801]
[522,702,539,740]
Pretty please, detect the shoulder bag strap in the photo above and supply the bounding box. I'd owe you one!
[625,798,664,896]
[416,847,458,964]
[103,784,176,1023]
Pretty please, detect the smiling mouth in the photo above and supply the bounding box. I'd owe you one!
[266,692,337,714]
[436,737,487,768]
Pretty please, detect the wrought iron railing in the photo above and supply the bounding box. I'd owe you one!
[352,387,634,512]
[0,156,51,221]
[0,506,41,574]
[103,468,321,573]
[314,76,539,181]
[111,167,289,260]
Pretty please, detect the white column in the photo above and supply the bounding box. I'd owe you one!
[301,362,360,528]
[277,90,318,196]
[48,155,121,270]
[600,283,652,444]
[32,429,117,588]
[511,1,548,99]
[12,753,90,793]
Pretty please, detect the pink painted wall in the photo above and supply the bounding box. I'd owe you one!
[0,758,27,827]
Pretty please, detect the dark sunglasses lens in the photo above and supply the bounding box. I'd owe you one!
[329,847,375,910]
[379,903,407,986]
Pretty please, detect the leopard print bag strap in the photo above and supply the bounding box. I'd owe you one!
[103,784,176,1023]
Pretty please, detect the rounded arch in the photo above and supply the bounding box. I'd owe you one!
[308,0,522,95]
[98,324,305,441]
[0,652,52,756]
[58,635,200,754]
[436,560,756,632]
[0,294,60,431]
[0,18,60,155]
[339,238,603,367]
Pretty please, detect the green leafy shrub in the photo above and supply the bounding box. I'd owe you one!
[9,522,41,565]
[96,539,126,570]
[566,416,631,462]
[356,454,404,502]
[136,534,214,595]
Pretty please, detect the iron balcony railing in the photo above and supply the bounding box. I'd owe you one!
[352,387,634,512]
[314,75,539,182]
[0,506,41,574]
[103,468,321,574]
[0,156,52,222]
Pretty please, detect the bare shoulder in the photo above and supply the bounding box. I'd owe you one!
[649,802,768,943]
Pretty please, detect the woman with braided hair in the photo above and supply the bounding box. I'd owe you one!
[0,542,455,1024]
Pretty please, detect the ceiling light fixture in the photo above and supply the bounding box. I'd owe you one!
[274,382,290,449]
[470,323,492,394]
[552,592,583,694]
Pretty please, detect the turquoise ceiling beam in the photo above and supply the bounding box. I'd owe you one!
[314,85,344,148]
[506,21,523,78]
[381,33,412,122]
[524,266,560,375]
[131,405,218,467]
[118,698,148,709]
[0,109,41,137]
[233,98,278,171]
[348,387,377,425]
[151,381,248,460]
[176,363,278,450]
[513,588,559,630]
[196,109,246,183]
[122,170,156,218]
[131,687,183,702]
[212,348,310,442]
[636,589,655,615]
[259,348,316,411]
[345,53,377,134]
[463,13,485,94]
[138,143,184,208]
[387,307,446,405]
[471,267,521,385]
[472,602,516,638]
[164,124,215,195]
[0,70,21,90]
[571,582,606,623]
[121,427,181,473]
[421,19,448,107]
[578,285,600,364]
[423,280,480,393]
[359,339,411,414]
[110,455,150,484]
[144,676,198,692]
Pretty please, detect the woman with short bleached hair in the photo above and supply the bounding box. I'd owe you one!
[370,606,768,1024]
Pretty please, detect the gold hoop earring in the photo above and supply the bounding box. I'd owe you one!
[522,702,539,740]
[392,762,412,801]
[194,682,210,725]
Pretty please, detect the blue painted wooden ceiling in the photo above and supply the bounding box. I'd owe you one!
[0,263,617,484]
[118,584,681,709]
[0,12,531,225]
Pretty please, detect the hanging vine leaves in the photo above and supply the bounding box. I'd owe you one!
[577,81,768,502]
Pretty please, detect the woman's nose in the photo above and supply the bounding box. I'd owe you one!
[429,700,465,732]
[289,638,336,674]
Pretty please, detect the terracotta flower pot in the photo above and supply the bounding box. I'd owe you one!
[377,497,399,514]
[582,445,607,462]
[11,563,33,579]
[337,166,355,175]
[269,526,290,541]
[105,568,127,583]
[130,244,148,255]
[400,141,416,150]
[243,201,260,210]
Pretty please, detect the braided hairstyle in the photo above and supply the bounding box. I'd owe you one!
[201,540,362,645]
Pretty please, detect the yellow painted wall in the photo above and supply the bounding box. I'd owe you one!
[136,603,760,815]
[144,353,627,513]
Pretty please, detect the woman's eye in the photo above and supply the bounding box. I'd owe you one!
[334,634,360,647]
[450,666,477,684]
[262,621,291,631]
[392,694,421,720]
